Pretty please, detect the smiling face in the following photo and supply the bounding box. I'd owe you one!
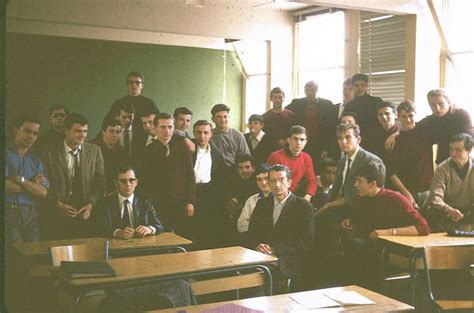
[237,160,255,180]
[65,123,88,148]
[398,109,416,131]
[212,110,229,131]
[115,169,138,198]
[14,122,40,149]
[193,124,212,148]
[256,172,271,194]
[270,92,285,110]
[377,107,397,131]
[175,114,192,132]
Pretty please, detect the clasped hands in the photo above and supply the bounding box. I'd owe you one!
[116,225,153,240]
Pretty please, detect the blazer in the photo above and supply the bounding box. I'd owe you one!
[330,147,384,205]
[244,132,276,166]
[191,141,225,186]
[42,141,106,208]
[99,193,164,237]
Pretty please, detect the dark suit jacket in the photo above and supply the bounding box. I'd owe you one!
[191,141,225,186]
[244,132,276,165]
[330,147,384,206]
[42,141,106,208]
[248,193,314,277]
[99,193,164,237]
[343,93,383,134]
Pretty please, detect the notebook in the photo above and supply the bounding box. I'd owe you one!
[60,261,117,278]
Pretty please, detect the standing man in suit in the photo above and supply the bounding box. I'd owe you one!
[248,164,314,289]
[42,113,105,239]
[244,114,275,165]
[35,104,69,156]
[286,81,334,168]
[99,166,163,239]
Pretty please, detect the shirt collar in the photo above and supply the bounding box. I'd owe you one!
[197,145,211,153]
[346,146,360,162]
[64,141,82,154]
[118,193,134,206]
[273,192,292,206]
[251,130,265,142]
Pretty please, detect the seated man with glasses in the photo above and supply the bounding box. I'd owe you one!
[99,165,164,239]
[35,104,69,156]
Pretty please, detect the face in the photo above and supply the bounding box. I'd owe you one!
[354,176,372,197]
[449,140,471,166]
[175,114,192,132]
[340,115,356,125]
[398,110,416,131]
[269,170,292,200]
[428,95,451,117]
[193,124,212,147]
[237,160,255,180]
[117,110,134,129]
[256,172,271,194]
[141,114,157,136]
[353,80,367,97]
[212,111,229,130]
[270,92,285,109]
[156,118,174,144]
[248,121,263,135]
[287,133,307,154]
[321,166,337,185]
[65,123,88,146]
[115,169,138,197]
[14,122,40,149]
[337,129,361,155]
[102,125,122,146]
[50,109,67,130]
[304,83,317,100]
[377,107,397,131]
[127,75,143,96]
[342,84,355,102]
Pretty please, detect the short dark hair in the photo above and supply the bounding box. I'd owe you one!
[255,163,271,176]
[288,125,306,137]
[235,153,256,168]
[141,110,160,119]
[339,111,359,124]
[193,119,213,130]
[269,164,291,180]
[450,133,474,150]
[270,87,285,98]
[116,165,138,179]
[173,107,193,118]
[64,113,88,129]
[12,113,41,129]
[101,117,122,131]
[397,100,416,114]
[153,112,173,126]
[48,104,69,115]
[320,158,337,170]
[211,104,230,117]
[336,123,361,137]
[248,114,263,123]
[115,102,135,115]
[353,161,386,188]
[376,101,397,114]
[126,71,143,82]
[343,78,352,87]
[351,73,368,84]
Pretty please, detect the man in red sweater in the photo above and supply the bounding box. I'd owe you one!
[267,125,317,203]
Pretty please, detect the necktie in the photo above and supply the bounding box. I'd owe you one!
[251,137,259,150]
[124,130,130,156]
[122,199,132,228]
[342,158,352,195]
[70,150,83,206]
[164,144,170,157]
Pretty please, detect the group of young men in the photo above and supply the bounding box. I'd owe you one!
[5,70,474,289]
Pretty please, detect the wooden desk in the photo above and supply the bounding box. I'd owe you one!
[51,246,277,313]
[378,233,474,306]
[148,285,413,312]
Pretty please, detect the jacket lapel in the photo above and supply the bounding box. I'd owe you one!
[273,193,294,230]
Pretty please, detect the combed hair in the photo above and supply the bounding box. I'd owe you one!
[339,111,359,124]
[12,113,41,129]
[211,103,230,116]
[351,73,368,84]
[115,102,135,115]
[64,113,88,129]
[427,88,450,102]
[288,125,306,137]
[193,119,213,130]
[126,71,143,82]
[153,112,173,126]
[255,163,271,176]
[173,107,193,118]
[320,158,337,170]
[48,104,69,115]
[248,114,264,123]
[450,133,474,150]
[336,123,360,137]
[270,87,285,98]
[235,153,256,168]
[116,165,138,179]
[269,164,292,180]
[375,101,397,114]
[101,117,122,131]
[397,100,416,114]
[353,161,386,188]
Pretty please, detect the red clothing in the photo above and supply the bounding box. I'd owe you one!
[262,109,297,143]
[352,188,430,238]
[267,148,317,196]
[304,105,318,141]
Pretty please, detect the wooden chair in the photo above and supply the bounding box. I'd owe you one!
[423,246,474,312]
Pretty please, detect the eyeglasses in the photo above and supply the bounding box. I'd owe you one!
[117,178,137,184]
[19,127,39,136]
[128,80,143,86]
[51,113,67,118]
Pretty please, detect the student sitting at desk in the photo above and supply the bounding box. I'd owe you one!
[99,165,164,239]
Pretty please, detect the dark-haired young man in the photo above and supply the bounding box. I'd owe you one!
[5,114,49,243]
[99,166,163,239]
[114,102,135,158]
[42,113,105,239]
[35,104,69,156]
[244,114,275,165]
[173,107,193,138]
[312,158,337,209]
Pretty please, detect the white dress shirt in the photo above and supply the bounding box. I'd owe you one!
[273,192,291,226]
[194,145,212,184]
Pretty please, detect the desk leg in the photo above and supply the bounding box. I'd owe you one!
[256,265,273,296]
[409,250,424,307]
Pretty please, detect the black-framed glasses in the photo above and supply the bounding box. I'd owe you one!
[117,178,137,184]
[51,112,67,118]
[128,80,143,86]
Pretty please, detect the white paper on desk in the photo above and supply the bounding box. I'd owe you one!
[323,291,375,305]
[290,290,341,309]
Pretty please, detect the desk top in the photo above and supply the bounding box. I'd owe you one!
[13,232,192,257]
[378,232,474,249]
[148,285,413,312]
[52,246,277,287]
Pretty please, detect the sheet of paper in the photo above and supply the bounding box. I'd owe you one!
[324,290,375,305]
[200,303,264,313]
[290,290,341,309]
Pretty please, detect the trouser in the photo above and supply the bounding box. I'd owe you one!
[5,203,40,243]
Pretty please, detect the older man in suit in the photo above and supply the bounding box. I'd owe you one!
[248,164,314,290]
[99,166,163,239]
[42,113,105,239]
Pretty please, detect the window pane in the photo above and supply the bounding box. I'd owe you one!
[446,53,474,118]
[245,74,267,123]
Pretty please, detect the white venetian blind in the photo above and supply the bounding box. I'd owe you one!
[359,12,407,103]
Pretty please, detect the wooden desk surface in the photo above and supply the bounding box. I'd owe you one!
[52,246,277,287]
[148,285,413,312]
[378,232,474,249]
[13,232,192,257]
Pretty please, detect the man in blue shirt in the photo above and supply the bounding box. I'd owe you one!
[5,114,49,243]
